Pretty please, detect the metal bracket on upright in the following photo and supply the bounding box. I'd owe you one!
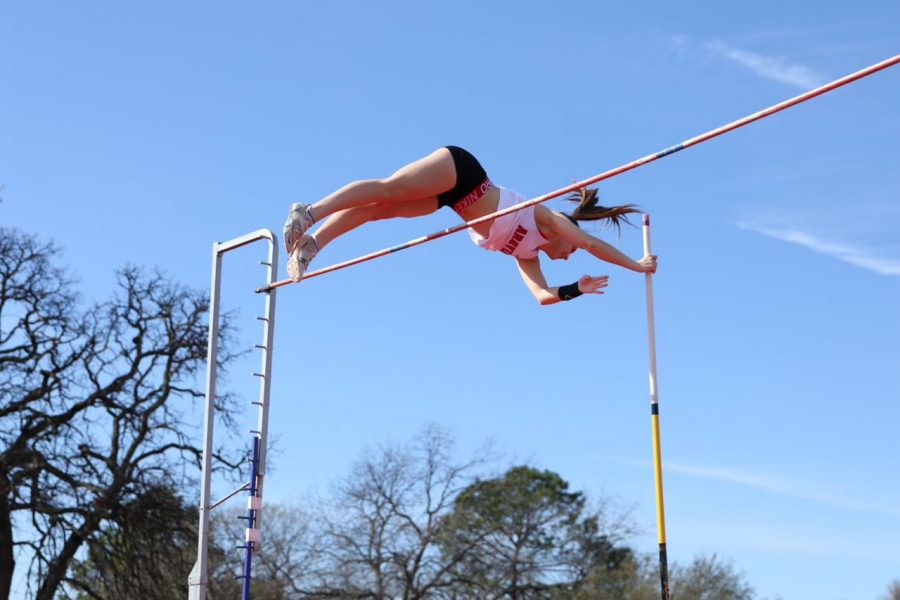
[189,229,278,600]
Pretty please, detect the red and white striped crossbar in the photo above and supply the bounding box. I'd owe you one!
[257,54,899,293]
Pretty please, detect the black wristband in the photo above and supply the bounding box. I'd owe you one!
[557,282,583,301]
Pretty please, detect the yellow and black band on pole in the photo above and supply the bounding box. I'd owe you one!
[643,214,670,600]
[651,403,669,599]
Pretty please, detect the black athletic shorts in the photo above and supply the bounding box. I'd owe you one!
[437,146,490,209]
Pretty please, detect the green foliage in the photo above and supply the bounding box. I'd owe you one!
[69,486,199,600]
[440,465,634,599]
[565,553,659,600]
[668,555,755,600]
[68,486,247,600]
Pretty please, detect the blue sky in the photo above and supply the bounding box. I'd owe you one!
[2,2,898,599]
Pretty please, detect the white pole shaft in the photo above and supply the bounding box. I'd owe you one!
[643,216,659,405]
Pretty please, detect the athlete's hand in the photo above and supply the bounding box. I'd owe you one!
[578,274,609,295]
[638,254,658,274]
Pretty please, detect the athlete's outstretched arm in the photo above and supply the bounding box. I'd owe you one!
[541,210,657,273]
[515,257,609,306]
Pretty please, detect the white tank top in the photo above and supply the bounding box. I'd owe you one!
[468,187,548,259]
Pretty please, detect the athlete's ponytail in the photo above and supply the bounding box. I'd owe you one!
[566,187,640,235]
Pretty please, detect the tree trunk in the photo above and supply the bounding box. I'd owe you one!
[34,516,96,600]
[0,490,15,600]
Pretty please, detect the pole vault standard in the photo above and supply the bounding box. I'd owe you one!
[642,214,669,600]
[257,53,899,294]
[189,230,278,600]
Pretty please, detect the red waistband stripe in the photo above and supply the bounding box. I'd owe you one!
[452,177,493,215]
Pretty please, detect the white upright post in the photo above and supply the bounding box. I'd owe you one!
[254,237,277,520]
[188,244,223,600]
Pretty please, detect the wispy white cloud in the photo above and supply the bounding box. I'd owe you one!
[664,461,900,518]
[705,40,826,89]
[665,462,788,493]
[738,222,900,276]
[609,457,900,518]
[676,518,897,562]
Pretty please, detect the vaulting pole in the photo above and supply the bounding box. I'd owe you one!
[257,54,899,293]
[642,214,669,600]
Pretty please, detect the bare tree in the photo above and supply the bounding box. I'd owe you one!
[311,425,491,599]
[1,229,84,599]
[0,227,240,600]
[212,503,323,599]
[202,424,489,600]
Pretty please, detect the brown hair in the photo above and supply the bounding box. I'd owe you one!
[566,187,641,235]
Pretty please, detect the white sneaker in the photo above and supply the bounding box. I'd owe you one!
[283,203,314,253]
[287,234,319,282]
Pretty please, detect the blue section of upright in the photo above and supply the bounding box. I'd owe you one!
[240,436,260,600]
